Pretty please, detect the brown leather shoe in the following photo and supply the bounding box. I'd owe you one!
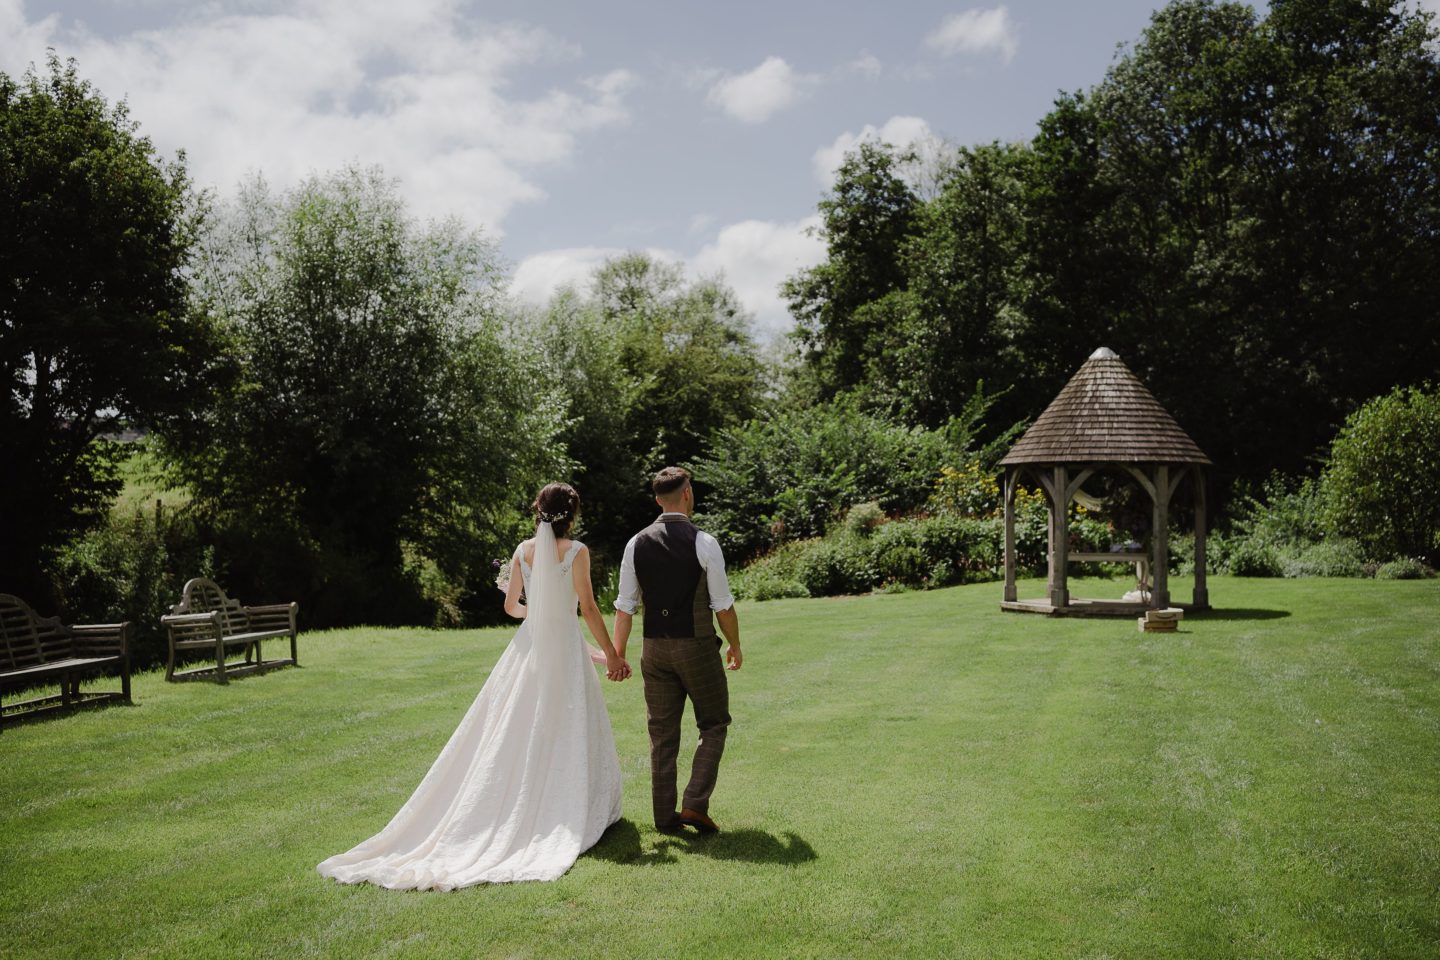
[679,808,719,834]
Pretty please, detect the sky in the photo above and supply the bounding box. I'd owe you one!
[4,0,1436,338]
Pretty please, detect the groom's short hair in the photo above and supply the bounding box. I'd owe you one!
[652,466,691,498]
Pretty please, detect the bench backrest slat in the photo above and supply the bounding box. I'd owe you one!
[0,595,72,668]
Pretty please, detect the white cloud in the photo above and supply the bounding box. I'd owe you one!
[691,216,824,335]
[511,216,823,338]
[813,115,934,185]
[0,0,59,69]
[510,247,623,304]
[0,1,636,234]
[925,7,1020,63]
[706,56,816,124]
[849,51,883,78]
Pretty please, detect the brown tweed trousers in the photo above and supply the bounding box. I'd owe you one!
[641,635,730,827]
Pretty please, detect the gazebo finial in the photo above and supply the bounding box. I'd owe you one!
[1090,346,1118,360]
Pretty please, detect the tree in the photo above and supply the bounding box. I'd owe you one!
[532,252,768,560]
[783,142,918,401]
[1019,0,1440,494]
[0,55,219,601]
[881,142,1030,427]
[784,0,1440,512]
[167,168,563,626]
[528,287,645,564]
[1018,0,1270,486]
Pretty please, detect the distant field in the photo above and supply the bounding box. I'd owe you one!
[111,444,190,515]
[3,576,1437,959]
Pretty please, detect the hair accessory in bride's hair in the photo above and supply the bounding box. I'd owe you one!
[533,483,580,535]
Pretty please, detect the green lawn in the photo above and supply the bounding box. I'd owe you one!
[4,576,1438,959]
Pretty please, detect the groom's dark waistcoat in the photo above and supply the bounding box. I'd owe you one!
[633,517,716,640]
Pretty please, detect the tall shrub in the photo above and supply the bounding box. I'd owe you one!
[692,397,960,561]
[47,504,214,670]
[1320,385,1440,563]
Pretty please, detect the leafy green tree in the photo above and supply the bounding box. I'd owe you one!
[1018,1,1270,482]
[1320,385,1440,564]
[783,142,918,401]
[168,168,563,626]
[535,252,767,558]
[598,254,765,474]
[785,0,1440,509]
[879,142,1029,427]
[528,287,645,562]
[0,56,220,602]
[1019,0,1440,493]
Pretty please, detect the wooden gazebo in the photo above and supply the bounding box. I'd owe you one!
[999,347,1211,616]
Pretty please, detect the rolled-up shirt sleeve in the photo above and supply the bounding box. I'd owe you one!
[614,536,641,615]
[696,531,735,612]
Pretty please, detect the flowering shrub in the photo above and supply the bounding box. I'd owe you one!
[930,462,1002,518]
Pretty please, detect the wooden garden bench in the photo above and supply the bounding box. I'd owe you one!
[161,578,298,683]
[0,594,131,729]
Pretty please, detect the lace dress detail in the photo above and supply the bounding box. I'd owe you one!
[317,531,623,891]
[518,539,585,598]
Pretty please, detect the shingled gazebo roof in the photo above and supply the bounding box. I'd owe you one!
[1000,347,1211,466]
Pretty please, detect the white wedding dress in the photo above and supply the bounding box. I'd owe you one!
[317,523,623,891]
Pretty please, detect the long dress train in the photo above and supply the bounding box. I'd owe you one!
[316,523,623,891]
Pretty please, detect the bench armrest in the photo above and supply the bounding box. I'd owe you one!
[162,611,224,643]
[71,621,131,657]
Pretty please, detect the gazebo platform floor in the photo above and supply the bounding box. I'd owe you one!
[1000,598,1207,618]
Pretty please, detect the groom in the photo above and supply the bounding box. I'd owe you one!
[613,467,742,835]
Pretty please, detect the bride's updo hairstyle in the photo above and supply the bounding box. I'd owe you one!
[533,482,580,539]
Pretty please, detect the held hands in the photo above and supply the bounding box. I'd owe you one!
[588,645,630,681]
[604,651,632,683]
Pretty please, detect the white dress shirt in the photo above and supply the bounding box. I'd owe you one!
[614,513,735,617]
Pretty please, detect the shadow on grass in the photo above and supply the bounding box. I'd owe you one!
[680,828,817,865]
[585,819,817,868]
[168,660,300,683]
[585,819,680,867]
[1188,608,1292,621]
[0,695,134,732]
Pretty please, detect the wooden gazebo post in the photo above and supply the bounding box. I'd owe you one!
[1193,465,1208,609]
[997,347,1213,616]
[1003,469,1018,603]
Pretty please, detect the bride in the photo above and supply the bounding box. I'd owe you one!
[317,483,631,891]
